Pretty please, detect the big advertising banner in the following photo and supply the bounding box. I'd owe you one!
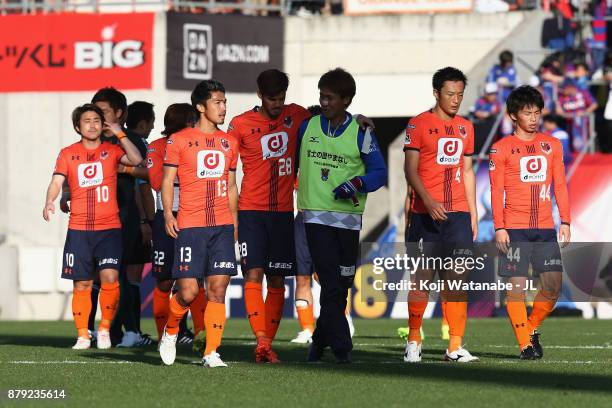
[0,13,154,92]
[343,0,473,15]
[166,13,284,93]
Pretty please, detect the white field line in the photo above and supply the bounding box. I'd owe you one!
[1,359,607,365]
[352,343,612,349]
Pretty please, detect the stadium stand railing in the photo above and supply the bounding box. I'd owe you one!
[0,0,288,15]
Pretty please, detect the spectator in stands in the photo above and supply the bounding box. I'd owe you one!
[556,78,598,152]
[529,75,554,116]
[486,50,517,102]
[471,82,501,120]
[588,0,608,75]
[543,114,572,165]
[572,62,590,91]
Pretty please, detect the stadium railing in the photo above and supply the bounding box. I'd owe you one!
[0,0,288,15]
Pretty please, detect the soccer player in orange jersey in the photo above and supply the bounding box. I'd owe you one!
[403,67,479,363]
[43,104,143,350]
[489,85,571,360]
[226,70,311,363]
[147,103,208,342]
[158,80,238,368]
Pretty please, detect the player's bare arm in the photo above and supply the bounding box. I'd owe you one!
[463,155,478,241]
[404,149,447,221]
[43,174,66,221]
[104,122,143,166]
[161,165,179,238]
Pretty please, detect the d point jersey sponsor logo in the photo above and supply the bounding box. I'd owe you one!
[436,138,462,165]
[520,156,547,182]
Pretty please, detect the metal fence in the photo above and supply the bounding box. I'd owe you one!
[0,0,288,15]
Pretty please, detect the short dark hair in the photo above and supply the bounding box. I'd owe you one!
[506,85,544,117]
[126,101,155,129]
[432,67,467,92]
[500,50,514,64]
[162,103,197,136]
[542,113,561,126]
[91,87,127,116]
[574,61,588,71]
[71,104,105,133]
[318,68,356,101]
[191,80,226,110]
[257,69,289,97]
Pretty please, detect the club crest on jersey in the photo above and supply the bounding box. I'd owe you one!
[261,132,288,159]
[147,157,153,168]
[284,116,293,129]
[540,142,552,155]
[77,162,103,187]
[100,151,109,160]
[458,125,467,139]
[489,160,495,170]
[321,168,330,181]
[405,133,412,145]
[197,150,225,179]
[220,138,230,151]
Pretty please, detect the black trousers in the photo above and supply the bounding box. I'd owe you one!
[305,223,359,354]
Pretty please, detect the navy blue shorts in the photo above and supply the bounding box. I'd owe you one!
[406,212,474,259]
[498,229,563,277]
[294,211,313,276]
[172,225,237,279]
[152,211,175,281]
[238,211,296,276]
[61,228,122,280]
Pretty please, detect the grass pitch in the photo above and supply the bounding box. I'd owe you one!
[1,318,611,407]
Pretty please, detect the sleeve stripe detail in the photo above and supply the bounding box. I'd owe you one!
[403,147,419,152]
[163,164,178,168]
[229,168,237,172]
[52,172,67,177]
[361,128,372,154]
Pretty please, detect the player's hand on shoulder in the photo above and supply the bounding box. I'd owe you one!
[355,114,375,130]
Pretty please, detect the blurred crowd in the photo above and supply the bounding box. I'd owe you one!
[471,2,612,162]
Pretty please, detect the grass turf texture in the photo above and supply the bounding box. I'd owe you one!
[1,318,611,407]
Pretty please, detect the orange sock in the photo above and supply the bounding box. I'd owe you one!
[441,301,449,327]
[408,293,428,343]
[528,290,557,333]
[445,301,467,352]
[98,282,119,332]
[204,301,226,355]
[265,286,285,341]
[153,287,170,339]
[244,282,267,339]
[296,300,315,332]
[190,287,208,336]
[506,296,531,350]
[72,288,92,338]
[166,295,189,336]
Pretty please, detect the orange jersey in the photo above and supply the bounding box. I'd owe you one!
[147,136,179,212]
[227,104,311,212]
[489,133,571,230]
[404,110,475,214]
[164,128,238,229]
[53,141,124,231]
[147,137,167,192]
